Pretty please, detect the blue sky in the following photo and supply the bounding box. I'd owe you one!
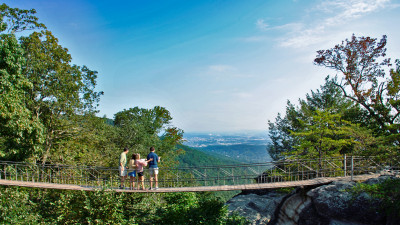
[4,0,400,132]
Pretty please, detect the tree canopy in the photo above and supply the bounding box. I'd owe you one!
[267,77,369,160]
[0,4,106,163]
[268,34,400,161]
[0,4,183,167]
[314,34,399,143]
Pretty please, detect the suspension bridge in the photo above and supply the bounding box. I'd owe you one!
[0,156,398,192]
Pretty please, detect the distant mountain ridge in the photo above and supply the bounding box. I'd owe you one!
[182,132,271,164]
[183,131,269,147]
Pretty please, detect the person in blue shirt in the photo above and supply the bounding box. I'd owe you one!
[147,146,161,190]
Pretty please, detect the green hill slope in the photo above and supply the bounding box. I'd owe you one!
[176,144,242,201]
[177,144,241,168]
[198,144,271,163]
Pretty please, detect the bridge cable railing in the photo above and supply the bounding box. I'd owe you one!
[0,156,398,189]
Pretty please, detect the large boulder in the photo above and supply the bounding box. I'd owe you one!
[226,190,286,225]
[271,177,395,225]
[302,181,384,225]
[227,175,398,225]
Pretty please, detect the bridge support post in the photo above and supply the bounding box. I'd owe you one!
[344,154,347,177]
[351,155,354,181]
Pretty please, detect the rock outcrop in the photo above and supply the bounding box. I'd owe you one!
[226,189,286,224]
[227,175,399,225]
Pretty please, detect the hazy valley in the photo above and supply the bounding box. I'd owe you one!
[182,131,271,164]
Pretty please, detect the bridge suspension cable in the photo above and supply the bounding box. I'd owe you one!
[0,156,398,192]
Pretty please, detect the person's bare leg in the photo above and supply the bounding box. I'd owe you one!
[120,175,126,188]
[140,177,145,190]
[149,176,153,189]
[130,176,135,190]
[154,174,158,188]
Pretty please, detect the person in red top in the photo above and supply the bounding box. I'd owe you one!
[134,153,152,190]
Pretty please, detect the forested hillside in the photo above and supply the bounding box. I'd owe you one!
[198,144,271,163]
[176,145,243,202]
[177,144,241,167]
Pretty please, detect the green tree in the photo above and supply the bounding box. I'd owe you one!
[155,192,248,225]
[288,109,378,173]
[0,33,44,160]
[267,104,299,161]
[267,77,368,160]
[314,34,399,145]
[386,60,400,146]
[0,4,103,163]
[290,110,352,158]
[113,106,183,166]
[0,3,46,34]
[52,114,118,166]
[0,187,41,224]
[0,4,46,160]
[19,30,103,163]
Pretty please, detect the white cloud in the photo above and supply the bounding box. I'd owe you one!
[274,22,304,32]
[319,0,391,25]
[256,19,269,31]
[278,0,393,48]
[208,64,236,73]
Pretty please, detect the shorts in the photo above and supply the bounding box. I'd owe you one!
[149,167,159,176]
[119,166,127,176]
[128,171,136,177]
[137,171,144,177]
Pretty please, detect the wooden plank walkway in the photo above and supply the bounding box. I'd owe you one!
[0,174,380,193]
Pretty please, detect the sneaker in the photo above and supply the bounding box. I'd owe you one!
[149,187,153,190]
[154,187,159,190]
[119,186,125,189]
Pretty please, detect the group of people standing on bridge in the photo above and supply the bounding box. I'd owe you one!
[119,146,161,190]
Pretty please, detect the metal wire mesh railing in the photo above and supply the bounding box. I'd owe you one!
[0,156,398,190]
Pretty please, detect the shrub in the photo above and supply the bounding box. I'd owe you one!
[350,178,400,221]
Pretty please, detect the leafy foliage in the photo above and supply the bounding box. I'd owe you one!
[0,4,103,163]
[268,34,400,160]
[314,34,399,146]
[0,186,248,225]
[0,3,46,33]
[19,30,103,163]
[0,33,45,160]
[112,106,184,167]
[267,77,373,160]
[155,192,248,225]
[52,115,118,167]
[291,110,354,158]
[0,187,41,224]
[349,178,400,221]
